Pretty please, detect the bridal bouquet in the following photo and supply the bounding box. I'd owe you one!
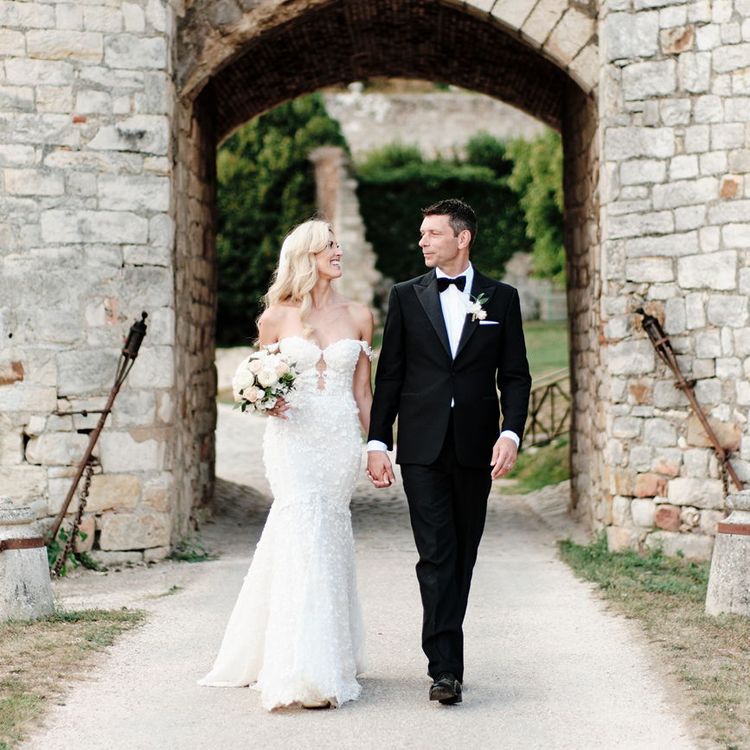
[232,347,298,413]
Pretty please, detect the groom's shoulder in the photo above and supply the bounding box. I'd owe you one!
[392,272,431,294]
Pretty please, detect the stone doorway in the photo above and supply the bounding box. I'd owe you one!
[173,0,600,535]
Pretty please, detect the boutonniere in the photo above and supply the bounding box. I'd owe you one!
[465,292,489,322]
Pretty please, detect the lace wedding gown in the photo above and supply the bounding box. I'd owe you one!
[199,337,369,710]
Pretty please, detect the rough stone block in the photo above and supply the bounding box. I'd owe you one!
[5,169,64,197]
[676,251,737,290]
[608,341,655,376]
[687,415,741,452]
[88,115,169,156]
[677,50,710,92]
[605,127,674,160]
[644,418,677,448]
[87,473,141,513]
[693,95,723,123]
[41,210,148,244]
[0,467,47,504]
[25,433,89,467]
[99,430,168,473]
[104,34,166,70]
[712,43,750,73]
[655,504,681,531]
[625,258,674,283]
[635,473,667,498]
[625,231,698,258]
[603,11,659,60]
[699,509,725,535]
[646,530,714,561]
[660,98,691,125]
[143,545,170,562]
[99,510,170,550]
[653,177,717,209]
[622,60,676,100]
[669,155,698,180]
[631,498,656,528]
[73,514,96,552]
[606,525,638,553]
[98,174,170,212]
[707,296,748,328]
[722,224,750,248]
[26,30,103,62]
[56,348,118,397]
[142,473,172,512]
[668,477,725,509]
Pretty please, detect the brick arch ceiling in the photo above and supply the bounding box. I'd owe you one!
[197,0,574,143]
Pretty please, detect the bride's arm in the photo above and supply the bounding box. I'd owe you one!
[256,305,281,346]
[352,306,375,434]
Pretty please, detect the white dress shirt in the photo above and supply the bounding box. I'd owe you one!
[368,263,519,452]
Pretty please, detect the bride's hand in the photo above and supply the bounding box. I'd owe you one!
[267,397,290,419]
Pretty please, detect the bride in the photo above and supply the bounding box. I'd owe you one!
[199,219,374,711]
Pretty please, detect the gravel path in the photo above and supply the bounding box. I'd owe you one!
[23,405,698,750]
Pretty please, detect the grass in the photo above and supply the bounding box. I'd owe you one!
[506,436,569,493]
[559,536,750,749]
[524,319,569,379]
[169,536,215,563]
[0,608,145,749]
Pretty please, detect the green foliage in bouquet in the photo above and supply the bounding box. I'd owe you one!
[216,94,347,346]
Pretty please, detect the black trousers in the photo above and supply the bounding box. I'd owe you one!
[400,416,492,683]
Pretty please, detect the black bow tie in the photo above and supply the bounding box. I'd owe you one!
[437,275,466,293]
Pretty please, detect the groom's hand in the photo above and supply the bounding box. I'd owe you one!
[367,451,396,488]
[490,437,518,480]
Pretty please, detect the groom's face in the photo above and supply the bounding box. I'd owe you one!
[419,214,467,270]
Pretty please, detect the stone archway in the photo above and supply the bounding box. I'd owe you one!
[5,0,742,561]
[171,0,601,532]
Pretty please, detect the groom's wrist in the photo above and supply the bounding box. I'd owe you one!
[499,430,520,448]
[366,440,389,452]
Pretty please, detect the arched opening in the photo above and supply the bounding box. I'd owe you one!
[171,0,601,534]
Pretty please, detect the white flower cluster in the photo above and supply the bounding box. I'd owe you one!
[232,347,298,413]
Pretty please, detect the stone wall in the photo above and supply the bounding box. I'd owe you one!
[2,0,748,562]
[0,0,181,564]
[309,146,382,310]
[597,0,750,560]
[323,87,547,161]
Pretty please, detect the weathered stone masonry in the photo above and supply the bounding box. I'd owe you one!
[0,0,747,562]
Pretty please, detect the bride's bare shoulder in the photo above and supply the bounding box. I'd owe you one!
[340,299,374,334]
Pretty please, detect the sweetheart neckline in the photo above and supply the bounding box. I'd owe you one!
[277,335,367,352]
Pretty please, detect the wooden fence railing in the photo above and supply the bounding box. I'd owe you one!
[524,368,571,447]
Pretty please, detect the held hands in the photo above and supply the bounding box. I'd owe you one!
[367,451,396,489]
[490,436,518,480]
[266,397,290,419]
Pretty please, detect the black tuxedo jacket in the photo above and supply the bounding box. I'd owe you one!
[368,268,532,468]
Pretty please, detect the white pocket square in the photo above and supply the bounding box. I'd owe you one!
[479,320,499,326]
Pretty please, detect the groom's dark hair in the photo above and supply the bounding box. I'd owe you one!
[422,198,477,249]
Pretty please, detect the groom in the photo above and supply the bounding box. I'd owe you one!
[367,198,531,705]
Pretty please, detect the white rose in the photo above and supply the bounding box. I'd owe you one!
[467,301,481,315]
[257,368,278,388]
[246,386,262,403]
[476,309,487,320]
[232,367,254,402]
[261,397,277,411]
[248,358,262,374]
[275,361,290,377]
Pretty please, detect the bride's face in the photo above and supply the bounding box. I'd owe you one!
[315,231,342,280]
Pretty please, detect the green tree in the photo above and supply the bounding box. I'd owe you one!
[507,131,565,285]
[356,138,531,293]
[215,94,347,346]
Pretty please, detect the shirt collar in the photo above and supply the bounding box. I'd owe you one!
[435,262,473,292]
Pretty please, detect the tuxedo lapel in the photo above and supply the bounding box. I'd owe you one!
[454,270,496,360]
[414,272,452,358]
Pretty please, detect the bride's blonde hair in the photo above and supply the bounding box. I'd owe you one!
[263,219,332,333]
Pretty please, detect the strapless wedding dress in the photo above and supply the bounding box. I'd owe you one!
[199,337,369,710]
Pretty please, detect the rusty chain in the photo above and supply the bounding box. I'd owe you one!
[51,459,95,577]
